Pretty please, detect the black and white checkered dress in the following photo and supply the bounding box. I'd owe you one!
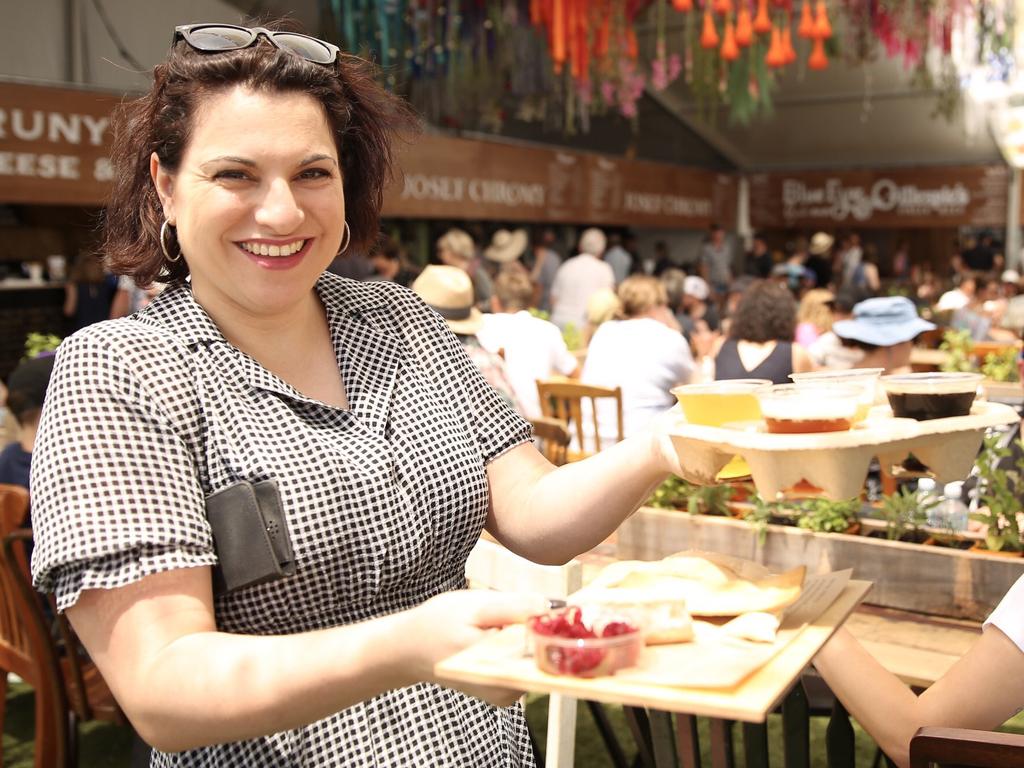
[30,272,535,767]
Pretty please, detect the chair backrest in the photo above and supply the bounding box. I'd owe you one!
[529,416,571,466]
[0,485,69,768]
[910,726,1024,768]
[535,379,623,456]
[0,484,35,682]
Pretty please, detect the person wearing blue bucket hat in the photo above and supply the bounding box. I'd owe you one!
[831,296,936,374]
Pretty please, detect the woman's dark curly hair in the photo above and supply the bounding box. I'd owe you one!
[729,280,797,342]
[103,23,418,286]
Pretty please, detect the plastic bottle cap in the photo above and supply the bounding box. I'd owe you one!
[943,481,963,499]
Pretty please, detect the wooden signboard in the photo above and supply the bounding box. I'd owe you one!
[0,81,123,206]
[749,165,1010,229]
[383,133,736,229]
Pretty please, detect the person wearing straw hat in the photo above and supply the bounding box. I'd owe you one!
[832,296,935,374]
[805,231,835,289]
[436,227,492,309]
[483,228,528,267]
[412,265,522,412]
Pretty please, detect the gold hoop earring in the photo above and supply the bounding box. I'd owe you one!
[336,222,351,256]
[160,220,182,263]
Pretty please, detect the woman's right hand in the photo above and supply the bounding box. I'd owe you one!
[401,589,547,707]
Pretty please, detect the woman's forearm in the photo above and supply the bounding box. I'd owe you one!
[487,435,667,564]
[814,626,1024,768]
[128,613,411,752]
[813,628,921,767]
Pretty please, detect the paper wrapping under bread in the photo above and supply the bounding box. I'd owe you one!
[669,401,1019,500]
[578,551,806,616]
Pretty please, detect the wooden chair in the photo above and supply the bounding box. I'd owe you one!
[530,416,571,467]
[909,726,1024,767]
[0,484,125,767]
[535,380,623,460]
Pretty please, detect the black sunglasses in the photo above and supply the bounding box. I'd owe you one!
[174,24,341,65]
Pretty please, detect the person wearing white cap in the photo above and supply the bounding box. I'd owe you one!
[550,228,615,331]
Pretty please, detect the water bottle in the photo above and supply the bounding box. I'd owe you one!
[931,481,969,532]
[917,478,939,526]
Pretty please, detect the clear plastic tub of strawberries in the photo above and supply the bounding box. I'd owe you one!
[527,605,643,678]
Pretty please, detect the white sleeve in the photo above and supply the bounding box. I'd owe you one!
[984,575,1024,655]
[550,327,579,375]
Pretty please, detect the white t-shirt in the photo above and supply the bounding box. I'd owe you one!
[477,311,579,419]
[581,317,694,448]
[550,254,615,330]
[984,574,1024,655]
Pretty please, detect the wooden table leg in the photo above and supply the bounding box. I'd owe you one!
[742,722,769,768]
[782,680,811,768]
[648,710,677,768]
[826,699,856,768]
[622,706,656,768]
[675,714,701,768]
[709,719,736,768]
[584,701,630,768]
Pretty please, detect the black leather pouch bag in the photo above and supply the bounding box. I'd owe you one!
[205,479,296,595]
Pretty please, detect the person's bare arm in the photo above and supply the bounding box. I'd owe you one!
[814,626,1024,768]
[485,426,679,564]
[63,284,77,318]
[792,342,814,373]
[109,288,131,319]
[68,566,542,753]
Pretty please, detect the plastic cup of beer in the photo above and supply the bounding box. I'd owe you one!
[758,383,861,433]
[879,372,983,420]
[789,368,884,423]
[672,379,772,427]
[672,379,771,480]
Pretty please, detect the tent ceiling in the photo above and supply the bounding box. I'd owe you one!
[225,0,1003,172]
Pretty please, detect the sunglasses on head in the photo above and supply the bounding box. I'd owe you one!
[173,24,341,65]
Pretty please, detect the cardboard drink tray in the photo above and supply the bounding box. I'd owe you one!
[669,401,1019,500]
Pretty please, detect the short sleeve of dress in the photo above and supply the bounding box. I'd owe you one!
[983,574,1024,655]
[389,287,533,465]
[30,324,216,612]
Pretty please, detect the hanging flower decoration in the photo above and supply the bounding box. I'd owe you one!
[319,0,1018,133]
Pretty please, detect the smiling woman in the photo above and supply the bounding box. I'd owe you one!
[26,18,697,768]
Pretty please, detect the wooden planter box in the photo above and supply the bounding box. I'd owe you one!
[618,506,1024,622]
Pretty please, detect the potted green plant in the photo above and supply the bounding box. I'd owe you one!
[796,497,861,534]
[971,434,1024,555]
[877,485,937,542]
[646,476,733,517]
[939,329,975,374]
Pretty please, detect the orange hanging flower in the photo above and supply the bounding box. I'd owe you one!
[781,23,796,63]
[797,0,814,38]
[808,35,828,69]
[735,4,753,45]
[714,0,733,14]
[700,7,720,48]
[814,0,832,39]
[753,0,772,34]
[672,0,693,10]
[765,23,785,67]
[551,0,566,71]
[721,17,740,60]
[627,27,639,58]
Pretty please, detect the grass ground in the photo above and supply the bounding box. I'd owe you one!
[3,683,1022,766]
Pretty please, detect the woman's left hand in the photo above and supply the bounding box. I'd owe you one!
[645,406,720,485]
